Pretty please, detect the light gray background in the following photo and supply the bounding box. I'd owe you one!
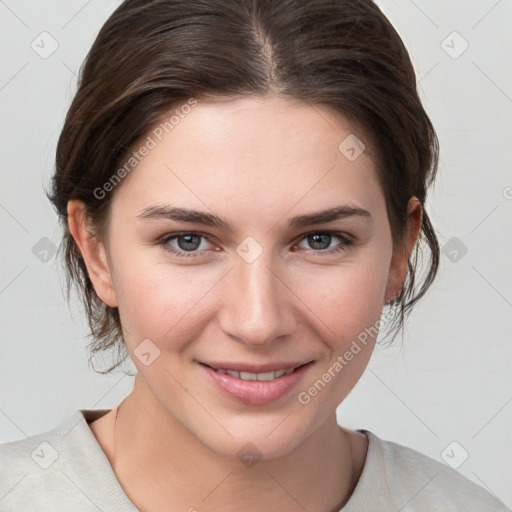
[1,0,511,507]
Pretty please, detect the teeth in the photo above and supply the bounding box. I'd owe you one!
[239,371,257,380]
[256,371,276,381]
[217,367,296,381]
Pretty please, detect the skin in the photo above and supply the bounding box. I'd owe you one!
[68,94,422,512]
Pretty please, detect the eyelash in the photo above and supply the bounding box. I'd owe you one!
[158,231,354,259]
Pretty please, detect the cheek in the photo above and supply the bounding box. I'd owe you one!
[294,265,387,412]
[292,251,389,394]
[110,246,218,349]
[297,256,390,338]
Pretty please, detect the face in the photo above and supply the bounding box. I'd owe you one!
[75,95,417,459]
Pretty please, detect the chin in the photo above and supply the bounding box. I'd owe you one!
[190,414,315,464]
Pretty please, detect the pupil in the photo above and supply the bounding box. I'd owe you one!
[178,234,200,251]
[310,234,330,250]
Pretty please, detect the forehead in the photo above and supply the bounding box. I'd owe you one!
[111,94,383,220]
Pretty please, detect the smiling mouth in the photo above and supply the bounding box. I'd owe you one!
[200,362,311,381]
[199,361,315,405]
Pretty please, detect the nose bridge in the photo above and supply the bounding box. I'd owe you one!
[219,248,296,345]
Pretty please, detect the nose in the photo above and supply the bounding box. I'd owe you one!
[217,249,297,347]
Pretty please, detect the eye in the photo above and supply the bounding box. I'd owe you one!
[295,231,353,255]
[158,230,354,259]
[159,232,216,257]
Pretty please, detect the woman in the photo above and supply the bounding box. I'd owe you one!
[0,0,509,510]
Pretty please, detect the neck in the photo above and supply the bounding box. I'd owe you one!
[111,375,366,512]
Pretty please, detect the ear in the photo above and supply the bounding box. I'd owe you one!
[384,196,423,304]
[67,200,118,307]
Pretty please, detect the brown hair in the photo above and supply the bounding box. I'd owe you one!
[46,0,440,373]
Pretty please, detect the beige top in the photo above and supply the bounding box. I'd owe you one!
[0,409,509,511]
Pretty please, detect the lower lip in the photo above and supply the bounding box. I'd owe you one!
[199,362,314,405]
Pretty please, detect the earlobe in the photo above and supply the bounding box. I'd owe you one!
[384,197,423,304]
[67,200,118,307]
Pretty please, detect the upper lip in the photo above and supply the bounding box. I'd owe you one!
[199,360,313,373]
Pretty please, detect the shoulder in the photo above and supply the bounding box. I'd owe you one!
[0,415,67,481]
[344,429,511,512]
[0,409,135,512]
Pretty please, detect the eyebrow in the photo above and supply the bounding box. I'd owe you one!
[137,204,372,230]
